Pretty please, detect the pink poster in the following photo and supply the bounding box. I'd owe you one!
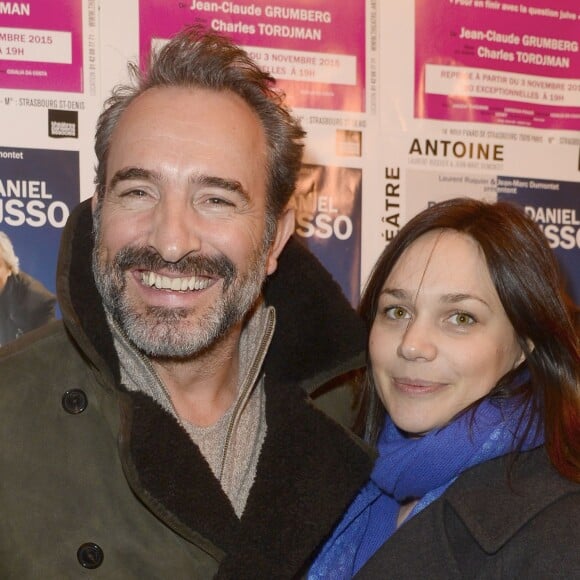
[139,0,366,112]
[0,0,83,92]
[415,0,580,130]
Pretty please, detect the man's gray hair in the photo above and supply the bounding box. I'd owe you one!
[94,25,305,221]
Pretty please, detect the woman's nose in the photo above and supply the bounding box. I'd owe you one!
[397,318,437,361]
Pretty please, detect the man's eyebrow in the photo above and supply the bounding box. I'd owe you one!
[194,174,250,201]
[108,167,160,190]
[107,168,250,201]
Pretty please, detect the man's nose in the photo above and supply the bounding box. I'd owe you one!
[148,197,202,263]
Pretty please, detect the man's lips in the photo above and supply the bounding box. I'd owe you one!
[113,246,236,289]
[139,270,215,292]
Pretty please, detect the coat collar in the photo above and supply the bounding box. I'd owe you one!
[122,376,372,577]
[446,447,579,553]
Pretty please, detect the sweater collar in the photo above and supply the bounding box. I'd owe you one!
[108,301,275,420]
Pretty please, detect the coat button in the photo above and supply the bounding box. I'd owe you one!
[77,542,104,569]
[62,389,88,414]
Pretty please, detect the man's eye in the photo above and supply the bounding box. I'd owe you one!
[124,189,148,198]
[198,195,239,212]
[207,197,234,205]
[385,306,410,320]
[448,312,476,326]
[111,188,157,208]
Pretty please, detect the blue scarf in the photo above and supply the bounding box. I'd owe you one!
[309,393,544,579]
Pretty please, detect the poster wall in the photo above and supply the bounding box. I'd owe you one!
[368,0,580,304]
[0,0,578,341]
[0,0,100,303]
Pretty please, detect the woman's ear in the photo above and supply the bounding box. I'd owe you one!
[516,338,535,366]
[525,338,535,356]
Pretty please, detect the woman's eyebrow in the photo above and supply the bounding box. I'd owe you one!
[440,292,490,308]
[380,288,410,300]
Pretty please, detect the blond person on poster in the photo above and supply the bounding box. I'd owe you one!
[0,27,372,577]
[310,198,580,579]
[0,230,56,346]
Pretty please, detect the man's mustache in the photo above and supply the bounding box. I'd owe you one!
[112,246,236,284]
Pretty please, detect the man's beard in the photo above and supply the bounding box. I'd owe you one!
[92,225,271,359]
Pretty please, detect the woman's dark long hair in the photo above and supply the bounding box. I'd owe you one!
[357,198,580,482]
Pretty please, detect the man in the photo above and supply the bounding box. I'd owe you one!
[0,27,372,577]
[0,230,56,346]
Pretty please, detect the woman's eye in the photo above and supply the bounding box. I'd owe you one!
[449,312,476,326]
[385,306,410,320]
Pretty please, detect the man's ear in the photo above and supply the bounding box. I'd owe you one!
[266,207,295,276]
[91,191,99,213]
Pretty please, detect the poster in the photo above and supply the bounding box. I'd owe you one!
[0,0,84,92]
[415,0,580,130]
[499,176,580,298]
[138,0,366,112]
[292,164,362,306]
[0,146,79,295]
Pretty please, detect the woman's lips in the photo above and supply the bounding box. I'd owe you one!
[392,378,448,395]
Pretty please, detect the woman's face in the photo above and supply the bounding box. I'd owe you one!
[369,229,524,436]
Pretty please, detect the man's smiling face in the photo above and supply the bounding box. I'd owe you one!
[92,86,283,358]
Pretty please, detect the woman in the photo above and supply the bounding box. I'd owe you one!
[310,198,580,579]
